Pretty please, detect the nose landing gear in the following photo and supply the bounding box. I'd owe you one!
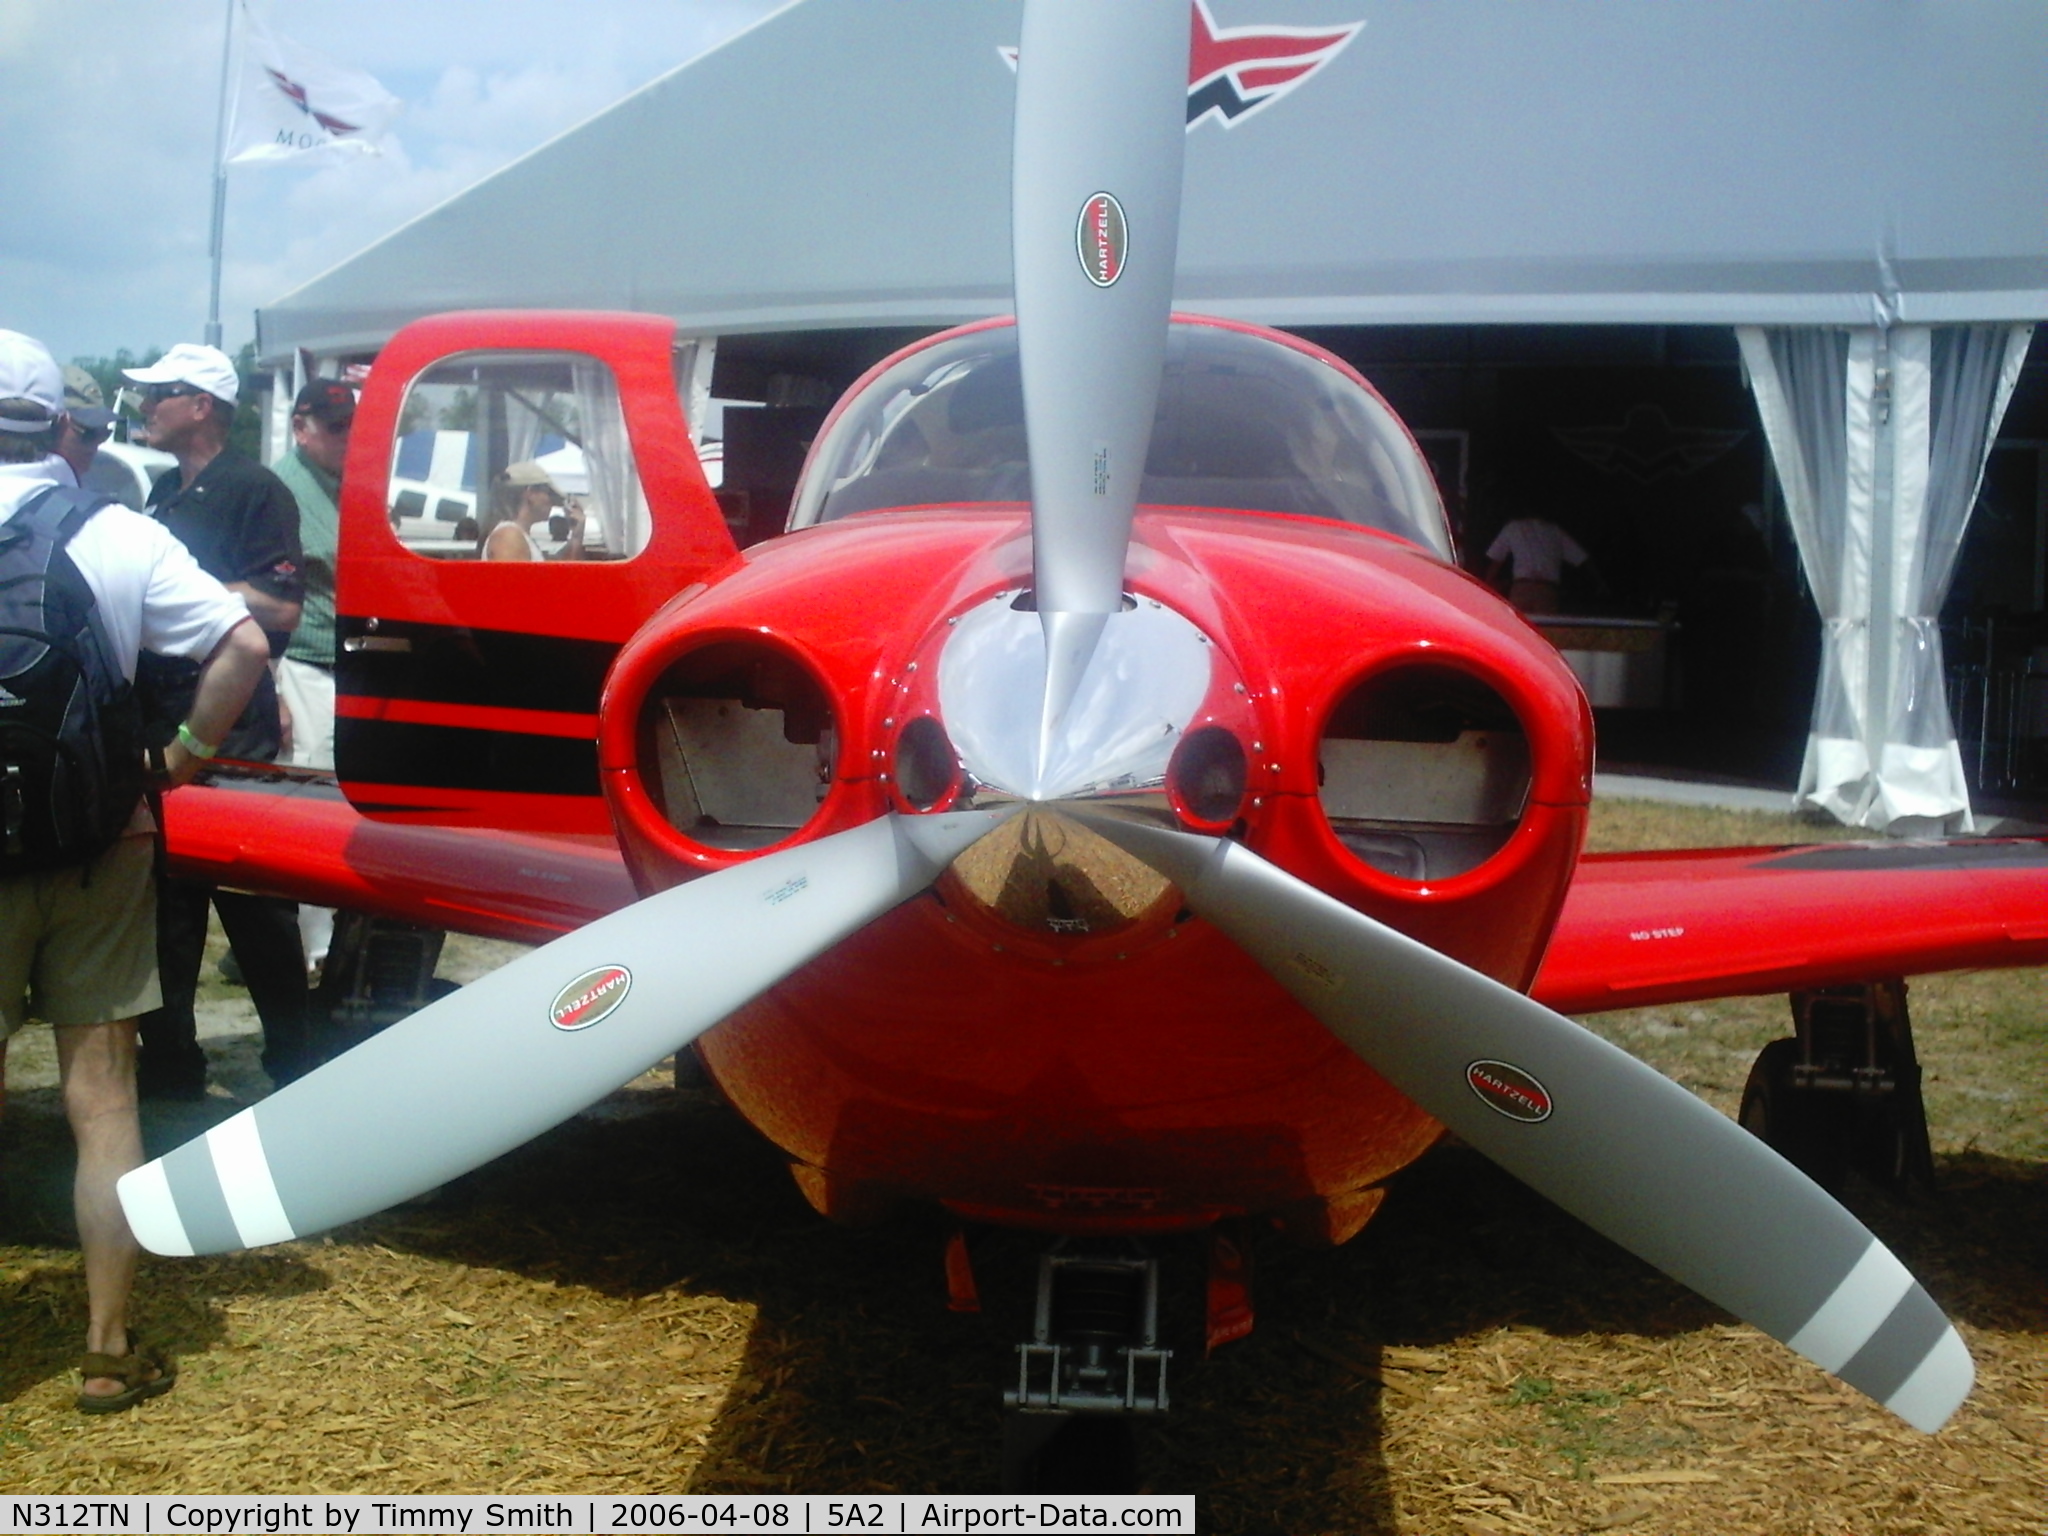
[1001,1239,1172,1493]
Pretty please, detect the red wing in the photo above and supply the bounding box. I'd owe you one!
[1533,838,2048,1015]
[161,762,637,947]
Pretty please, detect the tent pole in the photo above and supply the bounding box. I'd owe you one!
[1865,328,1897,826]
[205,0,235,350]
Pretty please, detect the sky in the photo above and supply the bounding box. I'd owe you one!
[0,0,786,364]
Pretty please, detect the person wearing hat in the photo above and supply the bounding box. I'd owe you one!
[0,329,271,1412]
[482,458,584,561]
[271,378,354,980]
[124,342,313,1097]
[54,365,117,485]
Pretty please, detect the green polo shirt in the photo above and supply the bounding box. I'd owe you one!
[273,445,339,668]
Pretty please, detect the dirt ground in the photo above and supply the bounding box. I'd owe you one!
[1,802,2043,1531]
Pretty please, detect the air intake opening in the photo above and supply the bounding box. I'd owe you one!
[895,715,958,811]
[1318,664,1530,882]
[637,641,834,851]
[1168,725,1247,827]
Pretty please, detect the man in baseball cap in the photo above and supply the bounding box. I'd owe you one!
[63,366,117,433]
[56,366,117,484]
[124,341,313,1099]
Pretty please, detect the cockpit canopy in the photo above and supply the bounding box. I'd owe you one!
[787,317,1453,559]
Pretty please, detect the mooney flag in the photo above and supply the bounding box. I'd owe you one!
[224,1,400,165]
[1000,1,1362,130]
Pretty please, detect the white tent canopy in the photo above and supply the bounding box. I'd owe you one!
[263,1,2048,833]
[257,0,2048,357]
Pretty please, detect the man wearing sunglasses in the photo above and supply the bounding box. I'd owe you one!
[123,343,312,1099]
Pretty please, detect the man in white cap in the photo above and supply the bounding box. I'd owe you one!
[123,343,312,1096]
[0,328,269,1411]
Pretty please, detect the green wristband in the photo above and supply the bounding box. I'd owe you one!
[176,723,219,760]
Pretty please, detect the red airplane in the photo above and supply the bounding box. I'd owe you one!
[120,0,2045,1492]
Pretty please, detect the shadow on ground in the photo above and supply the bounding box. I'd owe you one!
[309,1083,2045,1524]
[7,1051,2042,1521]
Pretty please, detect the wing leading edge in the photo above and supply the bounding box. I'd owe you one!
[159,762,637,945]
[1535,837,2048,1015]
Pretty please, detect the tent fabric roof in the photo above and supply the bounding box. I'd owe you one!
[258,0,2048,360]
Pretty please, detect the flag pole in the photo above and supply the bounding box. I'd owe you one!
[204,0,235,349]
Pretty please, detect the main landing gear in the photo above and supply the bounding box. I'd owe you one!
[1738,979,1936,1194]
[313,913,458,1060]
[1000,1239,1172,1494]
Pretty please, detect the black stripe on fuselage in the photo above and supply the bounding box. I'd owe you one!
[334,616,618,715]
[335,717,599,799]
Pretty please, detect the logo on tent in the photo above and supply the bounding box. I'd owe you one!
[1186,0,1364,128]
[1554,405,1747,485]
[999,2,1363,130]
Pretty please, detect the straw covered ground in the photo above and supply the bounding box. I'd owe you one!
[1,801,2044,1532]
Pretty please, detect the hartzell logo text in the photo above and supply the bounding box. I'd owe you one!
[1466,1059,1553,1123]
[1077,191,1127,287]
[549,966,631,1032]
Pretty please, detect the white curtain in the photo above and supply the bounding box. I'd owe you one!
[1739,323,2032,834]
[570,359,650,557]
[503,389,549,471]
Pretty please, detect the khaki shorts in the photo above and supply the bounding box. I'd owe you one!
[0,835,161,1036]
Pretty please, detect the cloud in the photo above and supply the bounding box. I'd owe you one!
[2,0,781,361]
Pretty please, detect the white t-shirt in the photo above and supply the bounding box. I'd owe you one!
[1486,519,1589,585]
[0,457,248,680]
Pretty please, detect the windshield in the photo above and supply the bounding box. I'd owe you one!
[788,320,1451,558]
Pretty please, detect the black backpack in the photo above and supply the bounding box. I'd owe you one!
[0,485,146,877]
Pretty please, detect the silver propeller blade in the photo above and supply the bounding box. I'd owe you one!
[1012,0,1190,768]
[118,810,1008,1257]
[1072,811,1974,1433]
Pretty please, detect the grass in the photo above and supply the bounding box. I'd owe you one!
[1582,797,1871,853]
[1499,1375,1679,1479]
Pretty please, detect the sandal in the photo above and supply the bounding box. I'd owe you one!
[76,1342,177,1415]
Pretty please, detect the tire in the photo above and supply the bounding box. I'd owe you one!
[1850,1096,1910,1193]
[1739,1038,1849,1193]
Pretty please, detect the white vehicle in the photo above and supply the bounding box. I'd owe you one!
[81,441,177,511]
[388,475,479,546]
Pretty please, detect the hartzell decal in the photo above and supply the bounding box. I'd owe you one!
[1076,191,1128,287]
[550,966,632,1032]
